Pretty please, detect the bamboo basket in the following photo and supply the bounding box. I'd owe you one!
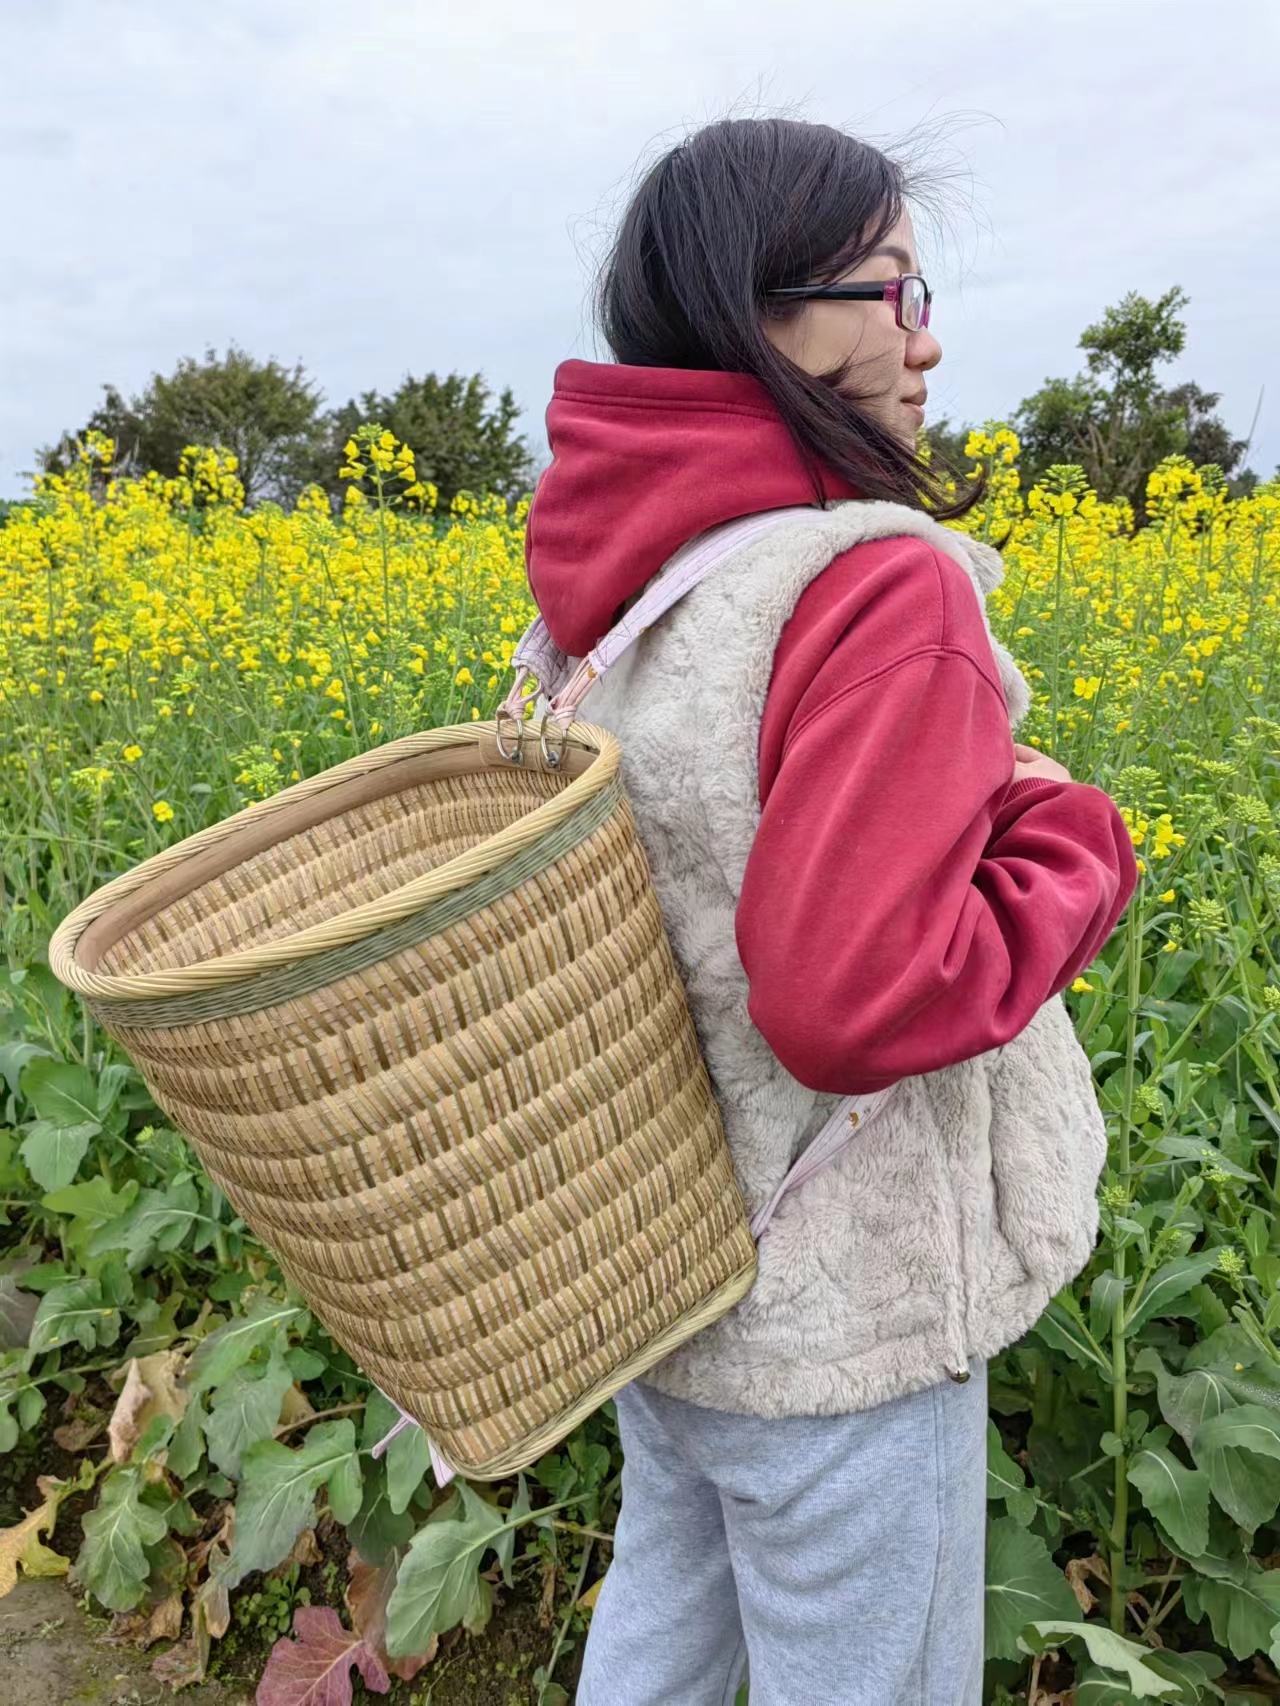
[46,715,760,1481]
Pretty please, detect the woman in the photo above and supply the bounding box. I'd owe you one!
[524,118,1137,1706]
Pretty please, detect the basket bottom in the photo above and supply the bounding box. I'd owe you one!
[376,1249,758,1481]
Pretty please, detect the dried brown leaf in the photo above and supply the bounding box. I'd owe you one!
[1065,1552,1109,1615]
[108,1350,187,1464]
[289,1527,322,1567]
[53,1414,106,1452]
[278,1385,316,1430]
[0,1495,60,1598]
[109,1592,185,1650]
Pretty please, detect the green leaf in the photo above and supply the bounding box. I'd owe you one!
[327,1443,364,1526]
[384,1481,518,1657]
[986,1421,1035,1526]
[1190,1404,1280,1532]
[1183,1567,1280,1661]
[1135,1347,1234,1449]
[204,1347,293,1477]
[494,1474,531,1589]
[1031,1295,1112,1375]
[224,1419,357,1590]
[41,1177,138,1223]
[0,1259,41,1350]
[1155,1134,1255,1182]
[19,1057,102,1128]
[184,1299,306,1395]
[1126,1443,1210,1557]
[345,1461,415,1567]
[387,1423,433,1517]
[1089,1268,1128,1342]
[19,1120,97,1191]
[29,1278,121,1353]
[87,1180,202,1271]
[166,1390,208,1482]
[0,1040,49,1098]
[76,1468,167,1612]
[983,1516,1078,1661]
[1142,1648,1226,1700]
[1195,1405,1280,1465]
[1020,1621,1180,1698]
[1127,1251,1224,1333]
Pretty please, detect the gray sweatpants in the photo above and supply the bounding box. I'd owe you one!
[574,1362,988,1706]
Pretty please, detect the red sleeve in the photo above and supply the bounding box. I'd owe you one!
[735,536,1139,1094]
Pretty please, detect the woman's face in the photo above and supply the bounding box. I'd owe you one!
[762,209,942,449]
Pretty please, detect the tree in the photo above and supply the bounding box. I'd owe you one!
[313,372,534,508]
[1012,288,1247,523]
[40,345,327,504]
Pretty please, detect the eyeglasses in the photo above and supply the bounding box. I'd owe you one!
[765,273,932,332]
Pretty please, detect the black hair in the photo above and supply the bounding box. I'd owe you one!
[596,116,984,520]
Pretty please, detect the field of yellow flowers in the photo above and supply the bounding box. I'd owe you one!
[2,427,1280,1703]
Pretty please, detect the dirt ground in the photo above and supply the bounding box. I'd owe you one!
[0,1577,253,1706]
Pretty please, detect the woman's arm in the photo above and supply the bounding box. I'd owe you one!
[736,538,1138,1094]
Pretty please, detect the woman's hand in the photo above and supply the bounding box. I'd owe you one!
[1012,741,1073,786]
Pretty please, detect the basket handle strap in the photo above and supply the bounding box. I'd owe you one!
[498,505,821,729]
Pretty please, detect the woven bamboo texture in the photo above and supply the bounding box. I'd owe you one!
[48,719,759,1480]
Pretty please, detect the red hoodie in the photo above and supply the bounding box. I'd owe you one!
[525,359,1138,1094]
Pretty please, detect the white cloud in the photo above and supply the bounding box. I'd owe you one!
[1,0,1275,494]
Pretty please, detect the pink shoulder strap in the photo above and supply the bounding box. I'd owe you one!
[498,505,820,728]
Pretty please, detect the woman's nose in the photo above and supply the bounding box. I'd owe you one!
[908,329,942,370]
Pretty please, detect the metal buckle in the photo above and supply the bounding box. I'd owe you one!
[540,716,572,770]
[494,708,525,764]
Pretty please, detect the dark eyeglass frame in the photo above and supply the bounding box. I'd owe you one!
[765,273,932,332]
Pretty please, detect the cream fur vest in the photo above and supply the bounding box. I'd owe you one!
[534,500,1108,1418]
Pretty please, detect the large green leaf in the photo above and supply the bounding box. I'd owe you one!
[19,1057,103,1128]
[184,1298,307,1395]
[19,1120,97,1191]
[0,1040,50,1098]
[1127,1251,1224,1333]
[983,1517,1078,1661]
[204,1347,294,1477]
[1194,1405,1280,1464]
[1193,1405,1280,1531]
[225,1419,358,1590]
[1183,1567,1280,1661]
[76,1468,167,1612]
[1019,1621,1180,1698]
[1135,1347,1234,1449]
[384,1481,516,1658]
[1126,1443,1210,1558]
[29,1277,121,1353]
[87,1179,202,1271]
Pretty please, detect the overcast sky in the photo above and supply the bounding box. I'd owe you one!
[2,0,1276,500]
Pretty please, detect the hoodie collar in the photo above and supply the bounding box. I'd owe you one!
[524,358,861,658]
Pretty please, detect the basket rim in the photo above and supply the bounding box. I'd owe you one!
[48,717,620,1004]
